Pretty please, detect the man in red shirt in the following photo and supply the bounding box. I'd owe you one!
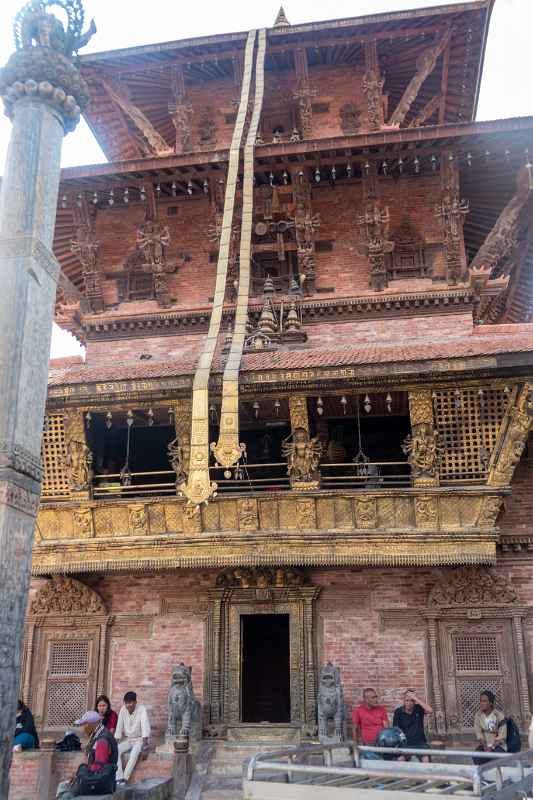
[352,688,389,752]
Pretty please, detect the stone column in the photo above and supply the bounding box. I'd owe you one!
[0,4,95,795]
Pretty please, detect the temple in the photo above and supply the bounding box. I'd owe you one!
[12,0,533,796]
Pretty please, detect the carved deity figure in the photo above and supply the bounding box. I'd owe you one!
[282,427,322,485]
[317,662,344,743]
[64,437,92,491]
[403,424,439,481]
[168,435,190,486]
[137,219,170,270]
[167,664,202,739]
[14,0,96,56]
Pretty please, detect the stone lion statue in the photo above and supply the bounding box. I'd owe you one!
[167,663,201,740]
[317,662,344,743]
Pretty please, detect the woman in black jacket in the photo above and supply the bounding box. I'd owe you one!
[13,700,39,751]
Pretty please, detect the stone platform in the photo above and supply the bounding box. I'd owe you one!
[75,778,172,799]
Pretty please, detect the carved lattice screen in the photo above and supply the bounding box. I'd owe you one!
[44,640,91,728]
[457,677,504,729]
[41,413,70,497]
[455,635,500,673]
[433,388,507,480]
[454,633,504,729]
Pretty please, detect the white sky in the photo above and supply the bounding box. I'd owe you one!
[0,0,531,359]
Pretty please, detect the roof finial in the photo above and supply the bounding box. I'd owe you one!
[273,6,290,28]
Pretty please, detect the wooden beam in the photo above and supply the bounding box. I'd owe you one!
[101,78,173,157]
[388,28,452,128]
[438,38,451,124]
[408,93,441,128]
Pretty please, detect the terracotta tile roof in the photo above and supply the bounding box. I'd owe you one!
[48,322,533,387]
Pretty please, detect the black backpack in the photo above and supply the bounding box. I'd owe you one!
[72,729,118,796]
[55,733,81,752]
[499,717,522,753]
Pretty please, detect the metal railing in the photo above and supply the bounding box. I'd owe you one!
[92,470,176,499]
[43,460,485,501]
[244,742,533,798]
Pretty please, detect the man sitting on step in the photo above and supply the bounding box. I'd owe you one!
[115,691,151,785]
[56,711,117,798]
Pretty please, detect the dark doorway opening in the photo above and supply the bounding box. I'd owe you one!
[241,614,290,724]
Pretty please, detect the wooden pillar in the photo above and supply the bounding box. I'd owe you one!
[289,395,309,433]
[63,409,93,500]
[406,389,439,487]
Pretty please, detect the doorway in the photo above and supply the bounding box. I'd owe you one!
[241,614,291,723]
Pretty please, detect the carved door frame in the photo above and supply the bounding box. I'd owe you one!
[205,584,320,730]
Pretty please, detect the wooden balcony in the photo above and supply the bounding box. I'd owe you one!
[33,483,503,575]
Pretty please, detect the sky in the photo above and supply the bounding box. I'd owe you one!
[0,0,531,359]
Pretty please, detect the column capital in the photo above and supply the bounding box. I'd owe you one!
[0,0,96,133]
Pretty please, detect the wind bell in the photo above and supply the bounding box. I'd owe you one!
[147,407,154,426]
[364,394,372,414]
[105,411,113,429]
[386,393,392,413]
[340,395,347,415]
[316,397,324,416]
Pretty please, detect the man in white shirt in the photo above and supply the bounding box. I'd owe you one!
[115,691,151,784]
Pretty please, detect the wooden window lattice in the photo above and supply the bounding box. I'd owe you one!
[49,640,90,676]
[41,414,69,497]
[46,680,89,728]
[454,635,500,673]
[433,388,507,480]
[45,640,91,728]
[457,677,504,729]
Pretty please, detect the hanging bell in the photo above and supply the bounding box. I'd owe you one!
[381,161,388,176]
[253,400,260,419]
[386,393,392,413]
[346,163,352,178]
[340,395,347,415]
[61,194,68,209]
[282,171,289,185]
[147,407,154,426]
[105,411,113,429]
[413,156,420,174]
[156,183,161,195]
[140,185,146,202]
[317,397,324,416]
[431,154,438,172]
[187,180,193,195]
[398,157,404,174]
[274,399,281,416]
[126,410,134,427]
[454,389,462,409]
[203,179,209,194]
[85,411,92,428]
[171,182,177,197]
[314,167,321,183]
[364,394,372,414]
[92,191,98,205]
[209,403,217,424]
[331,165,337,181]
[108,189,114,206]
[269,172,275,186]
[123,187,129,204]
[466,152,473,168]
[76,193,82,208]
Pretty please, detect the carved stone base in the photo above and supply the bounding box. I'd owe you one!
[226,723,302,743]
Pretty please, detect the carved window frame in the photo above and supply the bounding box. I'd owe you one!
[424,608,531,737]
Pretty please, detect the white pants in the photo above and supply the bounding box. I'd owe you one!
[117,737,143,781]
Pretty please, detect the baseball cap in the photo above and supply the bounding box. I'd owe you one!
[73,710,101,726]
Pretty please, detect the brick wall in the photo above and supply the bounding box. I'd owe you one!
[8,753,39,800]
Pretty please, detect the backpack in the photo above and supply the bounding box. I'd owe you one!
[72,729,118,796]
[55,733,81,752]
[498,717,522,753]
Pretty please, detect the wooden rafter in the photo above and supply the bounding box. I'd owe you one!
[438,37,451,124]
[101,78,173,157]
[388,27,452,128]
[408,93,441,128]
